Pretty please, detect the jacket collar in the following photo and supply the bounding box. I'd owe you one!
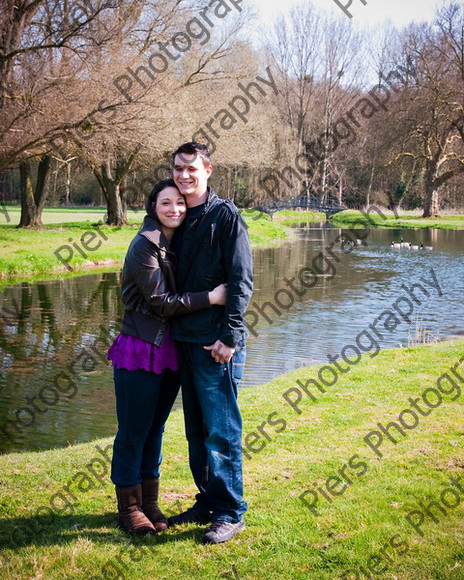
[189,187,218,217]
[138,215,170,251]
[205,186,218,209]
[205,186,217,206]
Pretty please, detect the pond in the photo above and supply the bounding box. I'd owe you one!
[1,224,463,453]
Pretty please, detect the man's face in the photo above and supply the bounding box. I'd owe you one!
[173,153,212,200]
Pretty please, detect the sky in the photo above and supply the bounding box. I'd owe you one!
[246,0,442,29]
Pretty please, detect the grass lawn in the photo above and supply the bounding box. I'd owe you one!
[331,209,464,230]
[0,207,297,281]
[1,340,464,579]
[1,206,111,225]
[271,209,326,225]
[1,205,463,282]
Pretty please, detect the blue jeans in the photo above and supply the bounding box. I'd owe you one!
[111,367,180,486]
[179,341,247,523]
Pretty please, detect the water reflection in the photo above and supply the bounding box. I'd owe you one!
[1,226,463,453]
[0,274,123,454]
[248,225,464,379]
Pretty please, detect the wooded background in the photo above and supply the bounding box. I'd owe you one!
[1,0,463,226]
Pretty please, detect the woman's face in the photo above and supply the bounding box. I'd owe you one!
[154,186,187,230]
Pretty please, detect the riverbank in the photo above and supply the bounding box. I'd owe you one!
[1,339,463,579]
[331,209,464,229]
[0,207,320,281]
[1,206,463,281]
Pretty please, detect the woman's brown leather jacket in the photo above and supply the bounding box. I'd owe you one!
[120,215,210,346]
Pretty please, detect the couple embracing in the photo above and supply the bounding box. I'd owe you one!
[107,142,253,544]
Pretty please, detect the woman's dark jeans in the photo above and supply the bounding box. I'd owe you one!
[111,367,180,486]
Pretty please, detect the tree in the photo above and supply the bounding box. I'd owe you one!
[263,2,365,205]
[17,155,51,227]
[387,4,464,217]
[316,16,364,205]
[72,0,254,225]
[0,0,145,226]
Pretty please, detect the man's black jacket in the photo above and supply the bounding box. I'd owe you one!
[171,188,253,348]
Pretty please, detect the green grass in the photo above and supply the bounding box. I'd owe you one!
[331,209,464,230]
[0,220,140,279]
[240,209,290,246]
[272,210,326,225]
[1,206,463,281]
[1,340,464,579]
[1,205,111,224]
[0,208,301,280]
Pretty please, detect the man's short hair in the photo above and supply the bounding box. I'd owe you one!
[172,142,211,168]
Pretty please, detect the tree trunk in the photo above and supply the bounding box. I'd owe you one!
[17,155,51,227]
[93,153,140,226]
[319,112,331,206]
[422,180,440,218]
[64,161,72,206]
[365,141,377,210]
[320,152,328,206]
[93,161,128,226]
[106,181,127,226]
[18,161,35,227]
[422,163,440,218]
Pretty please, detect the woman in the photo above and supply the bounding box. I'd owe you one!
[107,179,226,535]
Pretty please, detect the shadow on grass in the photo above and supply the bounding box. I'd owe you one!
[0,512,206,552]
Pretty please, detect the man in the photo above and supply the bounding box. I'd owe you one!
[168,141,253,544]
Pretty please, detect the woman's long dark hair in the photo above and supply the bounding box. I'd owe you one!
[145,178,180,219]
